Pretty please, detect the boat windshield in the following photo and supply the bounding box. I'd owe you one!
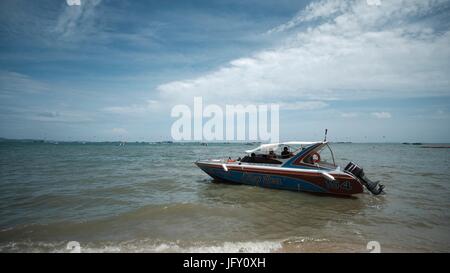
[302,143,336,168]
[246,142,316,158]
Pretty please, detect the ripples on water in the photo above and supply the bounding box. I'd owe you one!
[0,142,449,252]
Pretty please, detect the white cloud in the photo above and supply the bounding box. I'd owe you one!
[366,0,381,7]
[371,111,392,119]
[341,112,359,118]
[279,101,328,110]
[103,105,146,115]
[0,71,50,95]
[102,100,160,116]
[66,0,82,6]
[29,110,93,123]
[55,0,102,41]
[156,0,450,107]
[111,127,128,135]
[267,0,350,34]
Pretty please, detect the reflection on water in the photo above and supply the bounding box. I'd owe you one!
[0,142,449,252]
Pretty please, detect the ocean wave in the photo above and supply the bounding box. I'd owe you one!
[1,235,369,253]
[0,239,284,253]
[0,235,433,253]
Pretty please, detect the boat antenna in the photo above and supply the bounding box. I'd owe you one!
[324,129,328,142]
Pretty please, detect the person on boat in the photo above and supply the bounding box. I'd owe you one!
[304,155,314,164]
[281,147,293,158]
[268,150,276,159]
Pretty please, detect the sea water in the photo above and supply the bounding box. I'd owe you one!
[0,142,449,252]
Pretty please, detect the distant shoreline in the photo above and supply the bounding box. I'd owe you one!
[1,137,449,145]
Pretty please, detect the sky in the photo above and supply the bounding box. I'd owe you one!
[0,0,449,142]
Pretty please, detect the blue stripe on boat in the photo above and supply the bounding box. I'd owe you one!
[201,166,327,193]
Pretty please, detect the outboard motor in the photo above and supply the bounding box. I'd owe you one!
[344,162,385,195]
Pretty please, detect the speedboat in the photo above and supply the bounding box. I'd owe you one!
[195,141,384,196]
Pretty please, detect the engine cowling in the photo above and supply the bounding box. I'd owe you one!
[344,162,385,195]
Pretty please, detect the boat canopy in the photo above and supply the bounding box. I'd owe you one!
[245,141,322,154]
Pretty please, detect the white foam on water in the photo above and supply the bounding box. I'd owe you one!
[184,241,283,253]
[0,239,284,253]
[4,236,400,253]
[84,240,284,253]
